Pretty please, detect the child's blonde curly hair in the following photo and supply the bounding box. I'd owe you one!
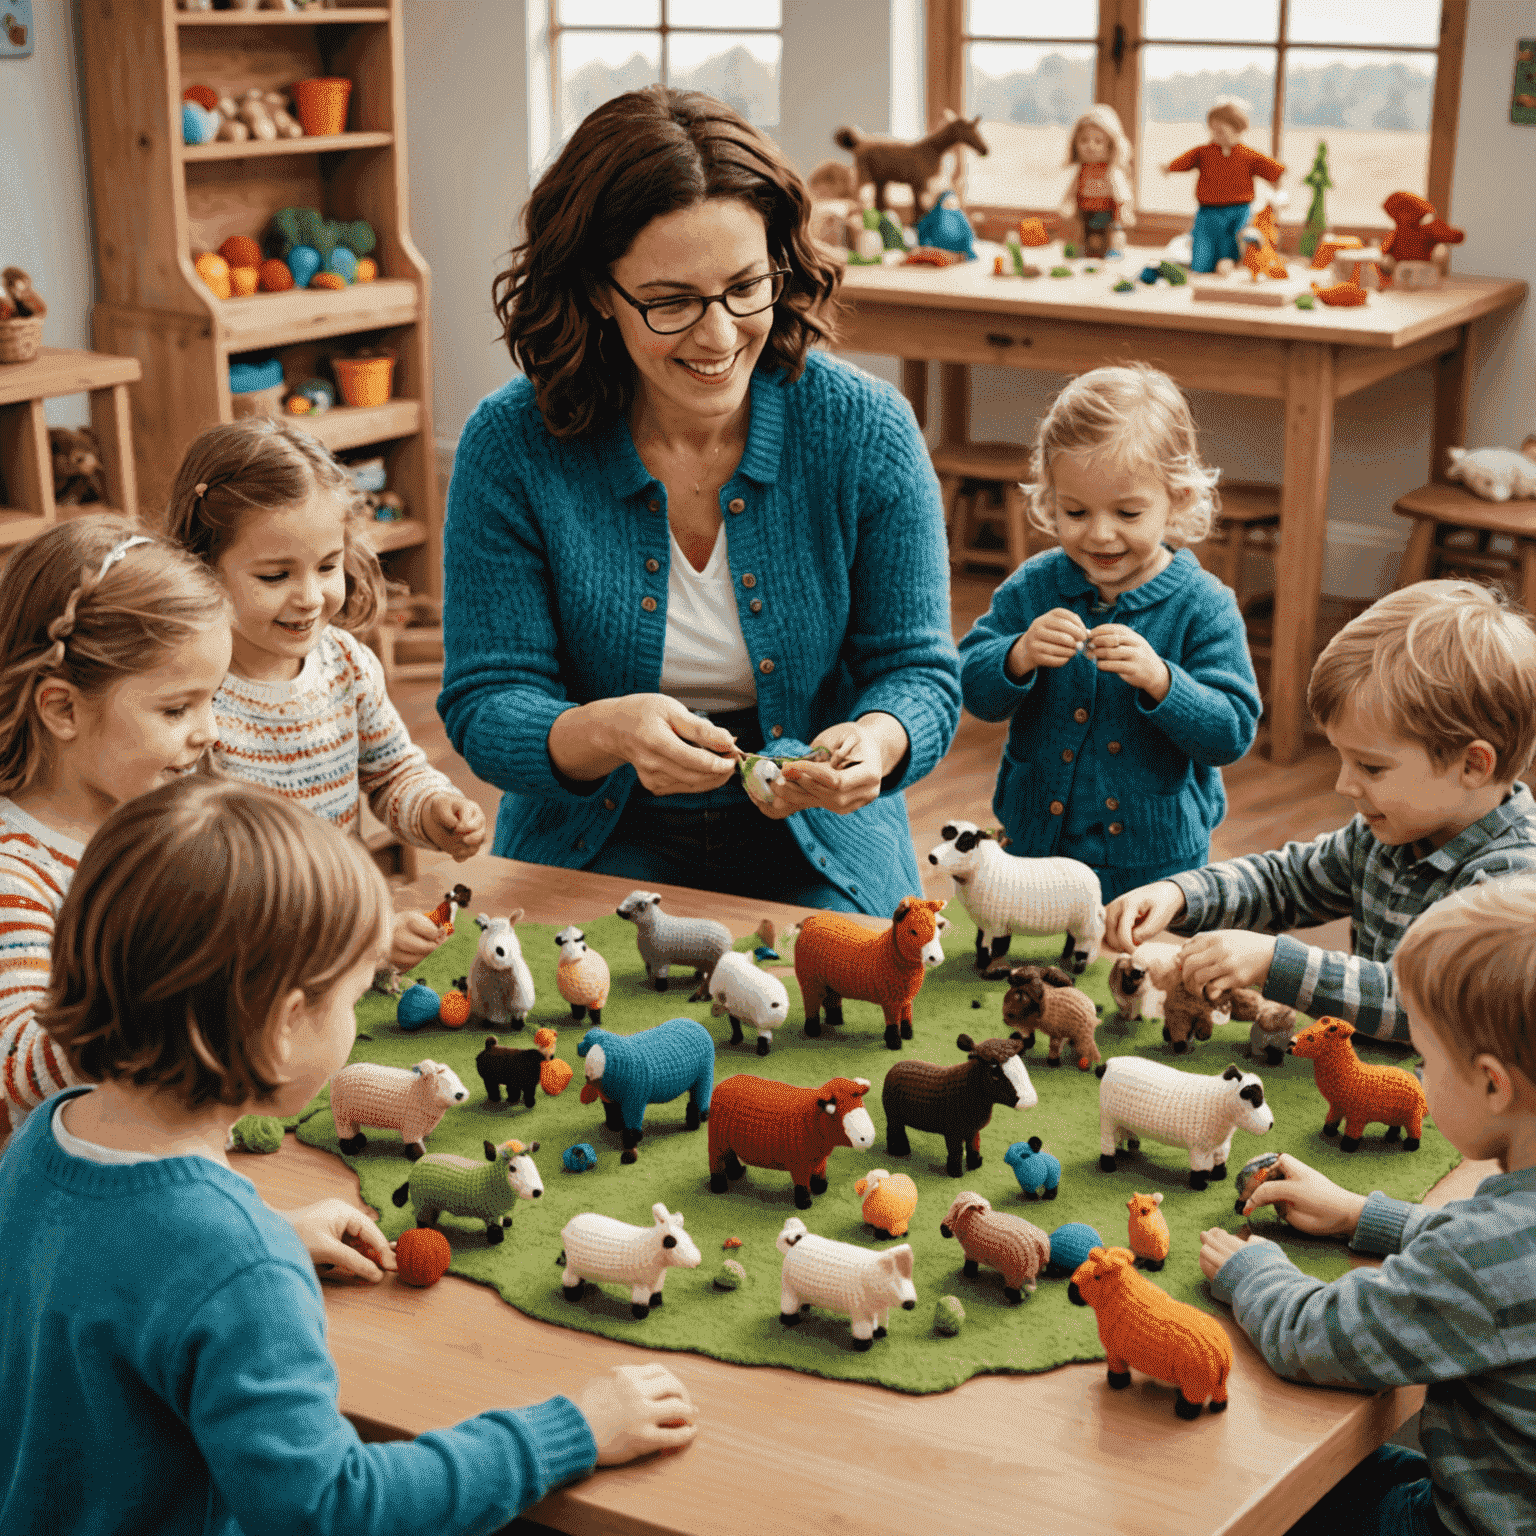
[1027,363,1219,547]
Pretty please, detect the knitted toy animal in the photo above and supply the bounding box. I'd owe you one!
[1224,987,1299,1065]
[1380,189,1463,287]
[576,1017,715,1163]
[423,882,471,932]
[776,1218,918,1347]
[469,911,535,1032]
[554,925,610,1025]
[795,897,947,1051]
[708,1074,875,1209]
[1161,977,1232,1054]
[939,1192,1051,1304]
[1003,1136,1061,1199]
[48,428,106,506]
[882,1032,1037,1177]
[1107,941,1180,1022]
[1310,279,1368,307]
[1287,1017,1426,1152]
[1126,1191,1170,1270]
[1001,964,1102,1068]
[329,1059,468,1160]
[708,949,790,1055]
[1234,1151,1290,1220]
[1096,1058,1274,1191]
[616,890,733,998]
[558,1202,701,1319]
[855,1168,919,1238]
[926,821,1103,975]
[475,1034,561,1111]
[1068,1247,1232,1418]
[1444,443,1536,503]
[391,1138,543,1244]
[1048,1222,1103,1277]
[1240,200,1287,281]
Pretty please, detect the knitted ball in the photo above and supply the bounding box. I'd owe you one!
[934,1295,966,1336]
[229,266,259,297]
[258,257,295,293]
[540,1057,573,1096]
[713,1259,747,1291]
[327,246,358,284]
[194,252,231,299]
[396,983,440,1031]
[355,257,378,283]
[438,990,470,1029]
[562,1142,597,1173]
[182,83,220,111]
[396,1227,452,1287]
[309,271,347,291]
[285,244,322,289]
[219,235,262,268]
[1047,1222,1103,1278]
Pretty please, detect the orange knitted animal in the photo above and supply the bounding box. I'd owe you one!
[1240,203,1287,281]
[1125,1191,1170,1271]
[1069,1246,1232,1418]
[1311,279,1368,307]
[1380,190,1464,266]
[1287,1017,1426,1152]
[795,897,947,1051]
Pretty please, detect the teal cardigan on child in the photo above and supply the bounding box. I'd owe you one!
[438,351,961,916]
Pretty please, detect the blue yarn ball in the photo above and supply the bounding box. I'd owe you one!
[562,1142,598,1174]
[286,245,322,289]
[182,102,219,146]
[1048,1222,1103,1277]
[326,246,358,284]
[396,983,440,1031]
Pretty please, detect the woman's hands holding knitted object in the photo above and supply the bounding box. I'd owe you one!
[1084,623,1171,702]
[576,1362,699,1465]
[283,1198,397,1282]
[422,793,487,861]
[1007,608,1087,679]
[754,714,909,820]
[550,694,739,796]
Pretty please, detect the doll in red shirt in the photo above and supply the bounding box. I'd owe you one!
[1059,104,1135,259]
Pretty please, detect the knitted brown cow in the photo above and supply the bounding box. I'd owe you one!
[882,1033,1038,1177]
[795,897,947,1051]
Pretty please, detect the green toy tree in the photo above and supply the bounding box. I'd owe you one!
[1299,140,1332,259]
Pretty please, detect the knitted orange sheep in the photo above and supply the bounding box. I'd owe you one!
[1288,1016,1426,1152]
[1069,1246,1232,1418]
[1125,1191,1170,1271]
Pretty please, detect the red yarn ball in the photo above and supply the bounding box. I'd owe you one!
[396,1227,451,1287]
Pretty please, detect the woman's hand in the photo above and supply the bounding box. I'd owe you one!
[282,1198,397,1282]
[549,694,740,796]
[1086,624,1171,702]
[1007,608,1087,680]
[1179,931,1277,998]
[421,793,487,861]
[753,715,908,821]
[576,1363,699,1465]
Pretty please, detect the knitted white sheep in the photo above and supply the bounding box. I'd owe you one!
[554,925,610,1026]
[854,1168,919,1238]
[708,949,790,1055]
[558,1202,702,1319]
[927,821,1103,974]
[1001,963,1102,1069]
[616,890,733,998]
[330,1059,469,1160]
[939,1191,1051,1303]
[776,1218,918,1348]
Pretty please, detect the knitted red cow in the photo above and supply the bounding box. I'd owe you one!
[707,1074,876,1210]
[795,897,947,1051]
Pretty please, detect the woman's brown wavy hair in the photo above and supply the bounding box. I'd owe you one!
[494,86,842,440]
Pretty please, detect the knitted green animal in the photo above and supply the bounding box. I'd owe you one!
[738,746,831,807]
[226,1115,283,1154]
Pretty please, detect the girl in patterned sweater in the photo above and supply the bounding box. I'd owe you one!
[165,419,487,973]
[0,516,231,1131]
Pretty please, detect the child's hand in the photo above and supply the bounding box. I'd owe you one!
[1086,624,1171,702]
[422,793,487,861]
[1179,931,1276,997]
[1238,1153,1368,1237]
[1199,1226,1249,1281]
[1103,881,1187,952]
[284,1198,397,1282]
[1007,608,1088,679]
[576,1363,699,1466]
[389,909,445,971]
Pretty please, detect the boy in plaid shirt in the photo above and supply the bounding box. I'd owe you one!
[1104,581,1536,1041]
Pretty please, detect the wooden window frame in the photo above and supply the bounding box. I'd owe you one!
[927,0,1468,248]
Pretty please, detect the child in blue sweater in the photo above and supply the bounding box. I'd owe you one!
[0,776,697,1536]
[959,364,1260,904]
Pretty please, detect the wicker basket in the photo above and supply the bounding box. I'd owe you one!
[0,315,43,365]
[333,355,395,408]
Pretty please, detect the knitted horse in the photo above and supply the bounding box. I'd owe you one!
[1287,1017,1426,1152]
[833,111,989,215]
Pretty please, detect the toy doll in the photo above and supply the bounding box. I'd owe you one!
[1059,105,1134,259]
[1161,97,1284,274]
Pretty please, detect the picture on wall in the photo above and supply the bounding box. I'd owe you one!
[1514,39,1536,125]
[0,0,33,58]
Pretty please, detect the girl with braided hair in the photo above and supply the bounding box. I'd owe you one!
[0,515,231,1131]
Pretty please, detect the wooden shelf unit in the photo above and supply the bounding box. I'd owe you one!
[79,0,439,608]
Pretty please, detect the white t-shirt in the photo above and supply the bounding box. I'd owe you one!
[52,1092,159,1164]
[657,526,758,712]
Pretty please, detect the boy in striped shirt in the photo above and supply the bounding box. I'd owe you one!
[1200,875,1536,1536]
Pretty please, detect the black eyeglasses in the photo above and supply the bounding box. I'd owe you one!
[606,269,790,335]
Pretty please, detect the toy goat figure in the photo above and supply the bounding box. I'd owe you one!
[1003,1136,1061,1200]
[329,1059,468,1160]
[576,1018,715,1164]
[776,1218,917,1349]
[855,1168,919,1238]
[615,889,733,998]
[1223,987,1298,1065]
[558,1202,701,1319]
[1001,963,1102,1069]
[832,110,989,216]
[708,1074,875,1209]
[1069,1247,1232,1419]
[554,925,610,1026]
[708,949,789,1055]
[392,1138,543,1245]
[795,897,947,1051]
[1287,1017,1426,1152]
[469,911,535,1032]
[1126,1192,1171,1271]
[927,821,1103,975]
[939,1192,1050,1304]
[883,1032,1037,1177]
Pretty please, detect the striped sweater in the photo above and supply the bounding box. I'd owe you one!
[0,799,83,1129]
[212,625,455,847]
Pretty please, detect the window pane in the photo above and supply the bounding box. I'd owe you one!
[669,32,780,128]
[669,0,780,25]
[1287,0,1440,49]
[964,42,1096,208]
[1138,45,1276,214]
[558,31,662,142]
[966,0,1096,39]
[1144,0,1278,44]
[1280,50,1433,225]
[558,0,661,25]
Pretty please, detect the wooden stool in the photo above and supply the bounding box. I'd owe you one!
[1200,481,1281,616]
[931,441,1051,573]
[1391,483,1536,608]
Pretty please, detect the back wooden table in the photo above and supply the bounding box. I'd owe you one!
[833,255,1526,766]
[248,854,1484,1536]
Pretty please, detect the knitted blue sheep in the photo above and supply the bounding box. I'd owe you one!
[1004,1136,1061,1200]
[576,1017,715,1165]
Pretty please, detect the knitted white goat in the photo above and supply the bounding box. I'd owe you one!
[616,890,733,998]
[926,821,1103,974]
[559,1202,701,1319]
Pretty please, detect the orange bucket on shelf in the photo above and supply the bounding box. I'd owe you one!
[292,77,352,137]
[333,355,395,409]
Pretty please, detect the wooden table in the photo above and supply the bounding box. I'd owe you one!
[834,256,1527,765]
[247,854,1489,1536]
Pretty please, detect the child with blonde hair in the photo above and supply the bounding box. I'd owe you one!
[1108,579,1536,1040]
[958,364,1260,916]
[164,418,487,972]
[1059,103,1135,258]
[0,514,230,1130]
[1201,874,1536,1536]
[0,776,698,1534]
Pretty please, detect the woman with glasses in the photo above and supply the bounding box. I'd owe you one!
[439,86,959,914]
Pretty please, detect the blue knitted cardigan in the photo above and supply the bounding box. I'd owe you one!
[438,351,961,916]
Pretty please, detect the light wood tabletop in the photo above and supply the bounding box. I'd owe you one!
[833,253,1527,767]
[246,853,1489,1536]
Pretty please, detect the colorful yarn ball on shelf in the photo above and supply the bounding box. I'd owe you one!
[194,252,231,299]
[562,1142,598,1173]
[354,257,378,283]
[182,102,220,146]
[1047,1222,1103,1278]
[310,272,347,291]
[291,377,335,413]
[229,357,284,394]
[286,244,322,289]
[396,983,440,1031]
[182,83,219,112]
[229,267,258,297]
[219,235,262,269]
[438,989,470,1029]
[395,1227,452,1287]
[327,247,358,284]
[258,258,295,293]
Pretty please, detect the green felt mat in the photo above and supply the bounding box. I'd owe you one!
[288,907,1456,1394]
